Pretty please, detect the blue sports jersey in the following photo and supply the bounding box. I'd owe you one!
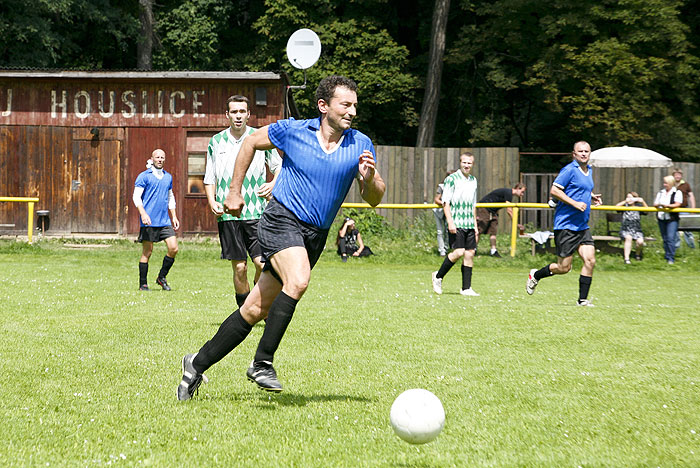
[552,160,594,231]
[135,169,173,227]
[268,117,375,229]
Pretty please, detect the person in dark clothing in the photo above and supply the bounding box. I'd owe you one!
[336,217,373,261]
[476,183,526,257]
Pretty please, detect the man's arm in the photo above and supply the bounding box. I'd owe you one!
[204,184,224,216]
[689,191,696,209]
[132,186,151,226]
[224,126,276,216]
[358,150,386,207]
[551,185,587,212]
[168,189,180,230]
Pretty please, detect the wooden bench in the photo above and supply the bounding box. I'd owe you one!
[521,233,656,255]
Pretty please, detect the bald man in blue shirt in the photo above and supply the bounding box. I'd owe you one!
[177,76,386,400]
[526,141,602,306]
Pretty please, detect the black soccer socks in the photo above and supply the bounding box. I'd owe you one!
[436,257,455,279]
[139,262,148,287]
[193,309,253,373]
[461,265,472,290]
[579,275,592,301]
[254,291,299,364]
[235,292,250,308]
[158,255,175,279]
[534,264,553,281]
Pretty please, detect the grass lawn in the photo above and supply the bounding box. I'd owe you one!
[1,239,699,467]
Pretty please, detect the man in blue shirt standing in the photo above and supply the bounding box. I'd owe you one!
[133,149,180,291]
[525,141,602,306]
[177,75,386,400]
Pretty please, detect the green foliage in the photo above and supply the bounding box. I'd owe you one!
[0,0,139,68]
[246,0,421,144]
[2,0,700,160]
[153,0,234,70]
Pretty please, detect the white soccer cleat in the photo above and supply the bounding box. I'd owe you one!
[576,299,595,307]
[526,268,538,295]
[460,288,480,297]
[431,271,442,295]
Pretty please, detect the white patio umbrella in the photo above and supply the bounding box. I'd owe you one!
[589,146,673,168]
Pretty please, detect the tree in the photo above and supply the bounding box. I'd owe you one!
[416,0,450,147]
[137,0,155,70]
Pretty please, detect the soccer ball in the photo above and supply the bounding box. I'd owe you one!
[390,389,445,444]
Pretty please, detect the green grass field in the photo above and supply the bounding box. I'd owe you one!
[1,238,699,467]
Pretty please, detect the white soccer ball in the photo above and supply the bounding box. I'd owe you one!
[390,389,445,444]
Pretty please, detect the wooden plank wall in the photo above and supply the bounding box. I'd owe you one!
[343,146,521,231]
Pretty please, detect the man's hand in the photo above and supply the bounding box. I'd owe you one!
[573,200,588,212]
[447,221,457,234]
[141,213,152,226]
[172,217,180,230]
[358,150,376,182]
[592,193,603,206]
[256,182,275,200]
[223,192,245,217]
[210,201,224,216]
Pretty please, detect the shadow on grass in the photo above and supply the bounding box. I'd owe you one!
[248,392,373,407]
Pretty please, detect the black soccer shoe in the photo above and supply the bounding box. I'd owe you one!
[490,251,502,258]
[246,360,283,392]
[139,284,150,291]
[156,277,172,291]
[177,353,208,401]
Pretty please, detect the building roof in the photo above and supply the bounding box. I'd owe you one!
[0,70,283,81]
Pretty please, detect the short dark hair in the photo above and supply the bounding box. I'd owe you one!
[513,182,526,190]
[226,95,249,111]
[315,76,358,105]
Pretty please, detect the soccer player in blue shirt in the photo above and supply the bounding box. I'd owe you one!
[525,141,602,306]
[177,75,386,400]
[132,149,180,291]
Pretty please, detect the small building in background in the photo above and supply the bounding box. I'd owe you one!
[0,70,296,236]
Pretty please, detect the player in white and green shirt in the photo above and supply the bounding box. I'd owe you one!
[204,95,282,307]
[431,152,480,296]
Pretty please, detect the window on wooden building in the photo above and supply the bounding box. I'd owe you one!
[185,132,212,195]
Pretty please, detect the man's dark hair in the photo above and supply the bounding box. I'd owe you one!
[514,182,526,190]
[315,76,358,105]
[226,95,249,110]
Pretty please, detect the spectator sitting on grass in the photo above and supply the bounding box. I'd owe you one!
[337,217,373,262]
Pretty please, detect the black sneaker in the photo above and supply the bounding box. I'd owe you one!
[246,360,283,392]
[341,255,348,263]
[490,251,502,258]
[177,353,208,401]
[156,277,171,291]
[139,284,150,291]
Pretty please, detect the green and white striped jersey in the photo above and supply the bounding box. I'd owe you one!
[442,171,477,229]
[203,126,282,221]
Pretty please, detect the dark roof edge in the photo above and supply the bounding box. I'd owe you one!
[0,70,281,80]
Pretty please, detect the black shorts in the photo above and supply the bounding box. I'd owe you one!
[257,198,329,278]
[448,228,477,250]
[218,219,261,261]
[138,225,176,243]
[554,228,594,258]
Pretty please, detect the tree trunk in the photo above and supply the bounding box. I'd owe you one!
[416,0,450,147]
[137,0,154,70]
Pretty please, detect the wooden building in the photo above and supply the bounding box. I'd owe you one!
[0,70,295,236]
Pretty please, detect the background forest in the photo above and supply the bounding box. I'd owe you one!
[2,0,700,165]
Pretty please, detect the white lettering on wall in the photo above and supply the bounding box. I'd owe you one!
[74,91,90,119]
[1,89,11,116]
[193,90,205,118]
[170,91,185,118]
[121,90,135,118]
[98,91,115,118]
[157,90,164,118]
[51,90,67,118]
[45,89,207,119]
[142,90,155,118]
